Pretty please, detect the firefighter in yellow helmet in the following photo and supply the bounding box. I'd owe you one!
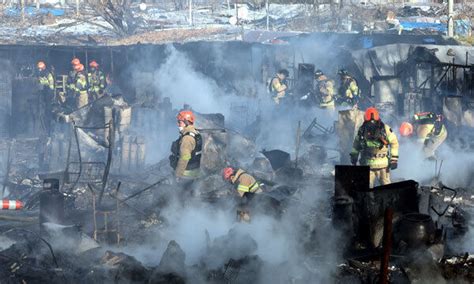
[169,110,202,180]
[223,167,263,222]
[399,112,447,159]
[269,69,289,104]
[314,70,336,110]
[350,107,399,188]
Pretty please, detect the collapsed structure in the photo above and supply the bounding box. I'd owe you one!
[0,32,472,283]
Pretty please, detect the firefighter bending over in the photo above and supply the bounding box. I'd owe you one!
[269,69,289,104]
[169,110,202,180]
[351,107,399,188]
[399,112,447,159]
[223,167,262,222]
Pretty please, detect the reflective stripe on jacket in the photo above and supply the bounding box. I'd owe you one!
[351,122,399,169]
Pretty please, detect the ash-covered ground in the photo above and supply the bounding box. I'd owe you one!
[0,35,473,284]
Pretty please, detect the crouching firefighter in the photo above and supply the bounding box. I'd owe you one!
[399,112,447,159]
[169,110,202,186]
[223,167,263,222]
[350,107,399,188]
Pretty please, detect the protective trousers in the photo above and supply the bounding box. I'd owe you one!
[76,92,89,109]
[369,168,391,188]
[423,130,447,158]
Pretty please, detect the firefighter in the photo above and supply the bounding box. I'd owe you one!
[399,112,447,159]
[269,69,289,104]
[67,58,80,96]
[72,64,89,109]
[350,107,399,188]
[223,167,262,222]
[337,69,360,107]
[169,110,202,180]
[314,70,336,110]
[36,61,55,133]
[88,60,106,101]
[36,61,55,93]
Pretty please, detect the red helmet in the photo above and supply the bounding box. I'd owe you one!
[89,60,99,68]
[399,122,414,137]
[223,167,234,181]
[71,58,80,66]
[176,110,195,124]
[37,61,46,70]
[74,64,84,72]
[364,107,380,122]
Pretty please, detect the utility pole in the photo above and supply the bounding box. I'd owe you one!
[266,0,269,31]
[189,0,193,26]
[448,0,454,37]
[20,0,25,22]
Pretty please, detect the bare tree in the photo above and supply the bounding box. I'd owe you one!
[86,0,140,36]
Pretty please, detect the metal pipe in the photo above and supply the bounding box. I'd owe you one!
[379,207,393,284]
[266,0,269,31]
[189,0,193,26]
[448,0,454,37]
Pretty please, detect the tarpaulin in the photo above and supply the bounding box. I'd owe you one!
[5,7,65,17]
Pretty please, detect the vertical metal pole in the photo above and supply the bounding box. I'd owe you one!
[20,0,25,22]
[235,0,238,24]
[227,0,231,15]
[189,0,193,26]
[295,121,301,169]
[379,208,393,284]
[36,0,40,10]
[76,0,80,17]
[266,0,269,31]
[448,0,454,37]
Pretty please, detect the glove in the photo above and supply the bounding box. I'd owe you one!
[350,154,358,166]
[390,160,398,170]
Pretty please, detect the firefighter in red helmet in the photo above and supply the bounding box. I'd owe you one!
[169,110,202,179]
[223,167,262,222]
[350,107,399,188]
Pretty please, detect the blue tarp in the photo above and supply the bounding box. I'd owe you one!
[400,20,472,36]
[4,6,65,17]
[400,21,447,33]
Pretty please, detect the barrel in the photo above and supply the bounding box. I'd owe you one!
[39,179,64,232]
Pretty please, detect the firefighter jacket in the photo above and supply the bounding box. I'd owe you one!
[38,70,55,91]
[67,70,77,92]
[412,112,447,144]
[316,75,335,108]
[351,121,399,170]
[170,125,202,178]
[88,69,106,94]
[338,77,360,106]
[268,76,288,103]
[230,169,261,197]
[72,72,88,96]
